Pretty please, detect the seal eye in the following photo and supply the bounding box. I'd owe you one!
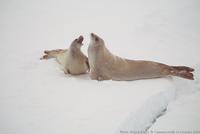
[95,37,99,42]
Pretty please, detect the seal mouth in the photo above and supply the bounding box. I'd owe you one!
[77,35,84,44]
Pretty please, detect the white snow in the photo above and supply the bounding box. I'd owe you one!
[117,66,200,133]
[149,66,200,132]
[0,0,200,134]
[117,88,176,132]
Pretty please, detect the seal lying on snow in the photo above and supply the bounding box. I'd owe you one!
[88,33,194,81]
[41,35,89,75]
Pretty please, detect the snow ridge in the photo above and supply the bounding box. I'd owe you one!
[150,65,200,130]
[117,89,176,133]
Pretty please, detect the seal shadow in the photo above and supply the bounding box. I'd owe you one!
[73,73,91,80]
[59,72,90,81]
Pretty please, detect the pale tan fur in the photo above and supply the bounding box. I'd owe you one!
[88,33,194,81]
[41,36,89,75]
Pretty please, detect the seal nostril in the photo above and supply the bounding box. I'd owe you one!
[91,33,94,37]
[95,37,99,42]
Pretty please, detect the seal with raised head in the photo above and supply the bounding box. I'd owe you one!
[88,33,194,81]
[41,35,89,75]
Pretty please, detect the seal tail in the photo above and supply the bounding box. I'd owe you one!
[169,66,194,80]
[40,49,67,60]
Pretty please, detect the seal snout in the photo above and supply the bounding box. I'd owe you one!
[90,33,99,42]
[91,33,95,37]
[77,35,84,44]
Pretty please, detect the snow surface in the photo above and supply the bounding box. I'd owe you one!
[118,66,200,133]
[0,0,200,134]
[149,66,200,131]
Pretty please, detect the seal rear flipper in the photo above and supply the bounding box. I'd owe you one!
[40,49,67,60]
[40,54,54,60]
[169,66,194,80]
[171,66,194,72]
